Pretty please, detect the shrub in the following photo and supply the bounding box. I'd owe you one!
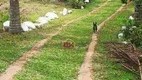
[68,0,85,8]
[121,0,128,4]
[123,19,134,39]
[129,25,142,48]
[135,0,142,4]
[123,19,142,48]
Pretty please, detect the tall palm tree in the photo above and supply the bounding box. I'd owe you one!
[134,0,142,25]
[9,0,22,34]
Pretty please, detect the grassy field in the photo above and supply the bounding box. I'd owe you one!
[0,0,106,73]
[13,0,130,80]
[93,4,138,80]
[0,0,106,28]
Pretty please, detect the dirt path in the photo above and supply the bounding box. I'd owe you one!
[0,1,109,80]
[0,29,61,80]
[77,2,133,80]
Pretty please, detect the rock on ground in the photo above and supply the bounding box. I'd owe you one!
[23,21,36,30]
[3,21,10,31]
[45,12,58,20]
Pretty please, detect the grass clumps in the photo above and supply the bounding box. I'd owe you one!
[0,11,9,29]
[94,4,138,80]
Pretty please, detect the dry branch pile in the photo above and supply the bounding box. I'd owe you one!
[105,42,142,79]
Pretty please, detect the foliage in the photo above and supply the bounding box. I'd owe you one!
[0,12,9,23]
[0,12,9,29]
[68,0,85,8]
[123,19,142,48]
[134,0,142,4]
[30,0,85,8]
[129,25,142,48]
[121,0,128,4]
[123,19,134,39]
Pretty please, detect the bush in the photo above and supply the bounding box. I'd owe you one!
[135,0,142,4]
[129,25,142,48]
[68,0,85,8]
[123,19,142,48]
[123,19,134,39]
[121,0,128,4]
[30,0,85,8]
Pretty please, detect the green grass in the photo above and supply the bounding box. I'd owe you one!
[13,0,127,80]
[93,4,139,80]
[0,8,9,30]
[0,0,106,73]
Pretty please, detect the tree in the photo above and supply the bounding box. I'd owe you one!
[9,0,22,34]
[134,0,142,25]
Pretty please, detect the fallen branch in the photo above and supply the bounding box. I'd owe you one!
[105,42,142,79]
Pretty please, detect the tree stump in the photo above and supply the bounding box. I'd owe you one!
[62,39,75,49]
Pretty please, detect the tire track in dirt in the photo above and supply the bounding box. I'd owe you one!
[77,2,133,80]
[0,1,109,80]
[0,29,61,80]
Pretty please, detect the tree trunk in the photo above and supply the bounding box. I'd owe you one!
[9,0,22,34]
[134,2,142,25]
